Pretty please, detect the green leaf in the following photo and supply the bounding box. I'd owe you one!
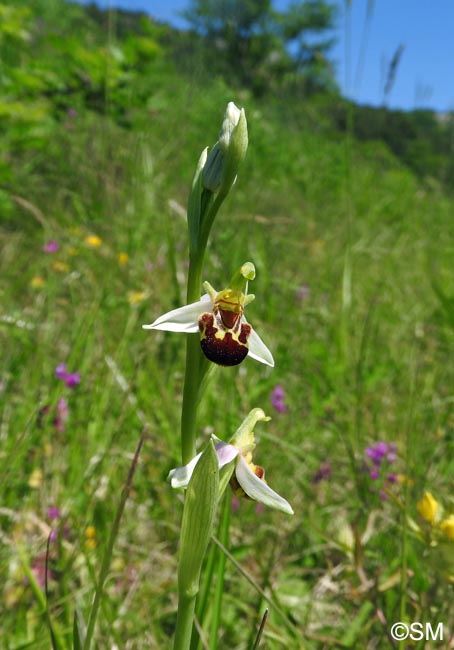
[340,601,374,647]
[73,607,86,650]
[178,440,219,598]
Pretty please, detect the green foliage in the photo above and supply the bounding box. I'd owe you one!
[330,99,454,187]
[183,0,337,94]
[2,0,454,647]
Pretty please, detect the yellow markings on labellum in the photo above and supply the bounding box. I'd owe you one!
[198,311,251,366]
[197,285,255,366]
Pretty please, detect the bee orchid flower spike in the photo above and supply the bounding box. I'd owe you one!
[143,262,274,367]
[169,408,294,515]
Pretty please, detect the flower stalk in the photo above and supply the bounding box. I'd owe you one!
[179,103,248,463]
[144,102,292,649]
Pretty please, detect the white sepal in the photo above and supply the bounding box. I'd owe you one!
[235,455,294,515]
[246,324,275,367]
[143,294,212,333]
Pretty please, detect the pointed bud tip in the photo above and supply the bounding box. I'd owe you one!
[226,101,242,125]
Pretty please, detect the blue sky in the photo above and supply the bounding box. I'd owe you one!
[75,0,454,112]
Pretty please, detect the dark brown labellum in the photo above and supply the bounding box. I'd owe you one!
[198,312,251,366]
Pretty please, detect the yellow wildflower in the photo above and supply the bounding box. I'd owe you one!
[118,252,129,265]
[396,474,414,487]
[67,247,79,256]
[440,515,454,540]
[85,235,102,248]
[52,261,69,273]
[111,557,125,572]
[28,468,43,489]
[417,491,439,524]
[30,276,45,289]
[128,290,146,305]
[85,525,97,550]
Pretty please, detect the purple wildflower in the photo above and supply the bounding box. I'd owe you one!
[31,553,53,588]
[231,495,240,512]
[47,507,61,520]
[364,441,399,500]
[42,240,59,253]
[53,397,69,432]
[296,283,310,301]
[312,462,332,484]
[47,507,60,541]
[365,441,389,465]
[270,385,288,413]
[55,363,80,388]
[386,443,397,463]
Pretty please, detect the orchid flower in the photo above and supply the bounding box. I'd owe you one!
[143,263,274,367]
[168,408,293,515]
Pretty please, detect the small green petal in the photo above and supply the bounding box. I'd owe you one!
[230,408,270,450]
[229,262,255,292]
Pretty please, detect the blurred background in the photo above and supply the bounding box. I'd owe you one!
[1,1,454,648]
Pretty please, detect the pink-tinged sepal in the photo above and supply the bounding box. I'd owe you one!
[168,409,294,515]
[198,312,251,366]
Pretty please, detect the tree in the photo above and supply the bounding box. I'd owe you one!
[183,0,337,95]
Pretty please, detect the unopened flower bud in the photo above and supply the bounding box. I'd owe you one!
[202,143,223,192]
[219,102,242,153]
[202,101,248,194]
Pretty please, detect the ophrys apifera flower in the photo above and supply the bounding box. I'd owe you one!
[168,408,293,515]
[143,263,273,367]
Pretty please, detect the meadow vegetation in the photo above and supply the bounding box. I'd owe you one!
[1,1,454,648]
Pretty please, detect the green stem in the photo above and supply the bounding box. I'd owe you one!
[175,181,228,643]
[209,496,230,649]
[186,251,203,303]
[181,335,202,464]
[199,191,227,259]
[173,593,197,650]
[180,251,205,464]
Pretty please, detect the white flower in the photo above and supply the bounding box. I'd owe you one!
[143,264,273,367]
[168,409,293,515]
